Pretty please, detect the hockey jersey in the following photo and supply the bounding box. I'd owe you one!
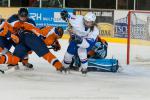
[40,26,61,47]
[7,14,41,36]
[0,19,14,37]
[68,14,99,48]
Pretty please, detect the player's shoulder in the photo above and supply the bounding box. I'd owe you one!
[7,14,18,23]
[0,18,6,25]
[70,14,83,20]
[74,15,84,20]
[92,26,99,36]
[0,18,5,23]
[26,18,36,26]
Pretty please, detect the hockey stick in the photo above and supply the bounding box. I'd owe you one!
[48,46,54,49]
[0,69,4,74]
[0,67,16,74]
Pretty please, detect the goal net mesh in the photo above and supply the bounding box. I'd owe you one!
[129,11,150,64]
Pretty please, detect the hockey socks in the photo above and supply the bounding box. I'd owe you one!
[43,52,63,70]
[0,52,20,65]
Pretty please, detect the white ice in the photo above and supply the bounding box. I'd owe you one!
[0,39,150,100]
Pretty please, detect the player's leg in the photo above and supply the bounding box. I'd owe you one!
[0,52,20,65]
[63,41,77,68]
[78,41,96,74]
[0,36,11,54]
[0,36,19,69]
[77,48,88,74]
[42,52,63,70]
[24,33,64,71]
[0,43,29,71]
[21,54,33,69]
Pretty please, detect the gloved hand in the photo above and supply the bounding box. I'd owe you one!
[11,34,19,44]
[51,40,61,51]
[6,31,19,43]
[5,31,11,40]
[71,34,83,44]
[60,10,69,21]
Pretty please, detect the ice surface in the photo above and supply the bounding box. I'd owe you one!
[0,39,150,100]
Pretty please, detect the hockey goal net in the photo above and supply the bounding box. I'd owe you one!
[127,10,150,65]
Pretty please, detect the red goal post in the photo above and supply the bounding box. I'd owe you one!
[127,10,150,65]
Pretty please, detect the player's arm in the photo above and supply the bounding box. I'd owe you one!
[0,21,19,43]
[71,27,99,48]
[0,21,9,37]
[40,26,54,37]
[23,22,42,36]
[5,22,19,43]
[51,40,61,51]
[6,21,16,34]
[41,26,64,51]
[43,28,63,45]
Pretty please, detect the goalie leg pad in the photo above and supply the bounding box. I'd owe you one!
[88,58,119,72]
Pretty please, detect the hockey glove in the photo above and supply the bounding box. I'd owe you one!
[60,10,69,21]
[6,31,19,44]
[71,34,83,44]
[51,40,61,51]
[5,31,11,40]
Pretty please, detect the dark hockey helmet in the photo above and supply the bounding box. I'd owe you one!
[18,8,28,17]
[55,26,64,38]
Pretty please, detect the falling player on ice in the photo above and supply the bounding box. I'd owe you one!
[60,10,99,74]
[0,8,67,74]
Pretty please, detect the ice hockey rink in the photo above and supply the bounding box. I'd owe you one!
[0,39,150,100]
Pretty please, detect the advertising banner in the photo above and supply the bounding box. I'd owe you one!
[76,9,114,37]
[28,8,74,29]
[114,10,128,38]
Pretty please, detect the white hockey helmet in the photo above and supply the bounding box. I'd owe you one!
[84,12,96,22]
